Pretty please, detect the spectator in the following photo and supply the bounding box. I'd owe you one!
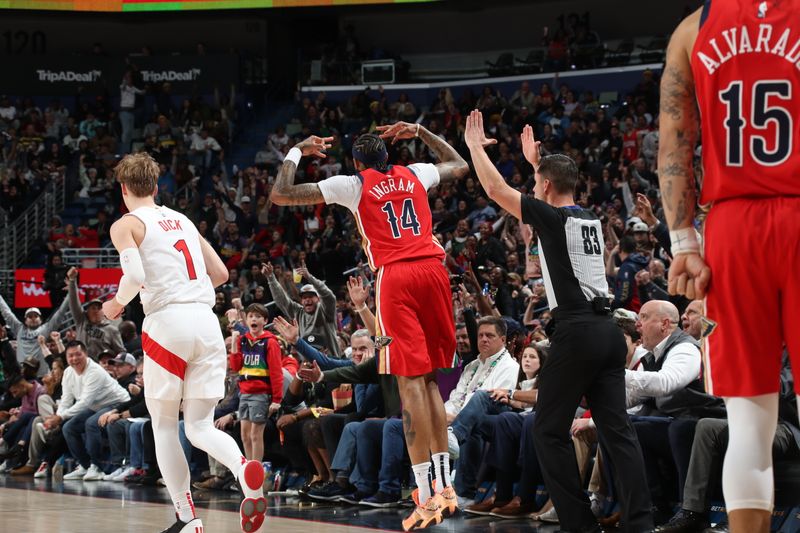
[628,301,725,518]
[41,340,129,481]
[66,267,125,358]
[119,71,145,153]
[611,236,649,311]
[0,293,70,377]
[263,263,341,357]
[0,374,44,471]
[228,303,283,462]
[109,352,138,389]
[91,358,148,482]
[118,321,142,354]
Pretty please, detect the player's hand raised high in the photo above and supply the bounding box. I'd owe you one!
[376,121,420,145]
[294,135,333,159]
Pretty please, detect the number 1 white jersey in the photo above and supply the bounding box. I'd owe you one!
[126,205,215,316]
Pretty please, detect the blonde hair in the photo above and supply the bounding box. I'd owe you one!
[115,152,159,197]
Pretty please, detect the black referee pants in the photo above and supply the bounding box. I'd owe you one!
[532,309,653,532]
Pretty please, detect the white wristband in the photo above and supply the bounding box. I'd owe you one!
[669,227,701,255]
[285,147,302,167]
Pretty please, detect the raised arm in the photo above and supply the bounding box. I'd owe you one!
[657,8,709,299]
[376,122,469,184]
[464,110,521,219]
[0,294,22,336]
[269,135,333,206]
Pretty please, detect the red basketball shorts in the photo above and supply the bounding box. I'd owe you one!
[374,258,456,377]
[703,197,800,397]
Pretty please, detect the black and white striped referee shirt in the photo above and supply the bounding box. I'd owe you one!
[521,196,609,311]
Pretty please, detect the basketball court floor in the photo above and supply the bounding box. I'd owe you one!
[0,476,563,533]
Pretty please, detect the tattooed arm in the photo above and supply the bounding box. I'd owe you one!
[269,135,333,206]
[376,121,469,184]
[657,9,700,233]
[657,7,710,299]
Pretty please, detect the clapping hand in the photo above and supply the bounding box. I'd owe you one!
[298,360,322,383]
[464,110,498,150]
[346,276,369,309]
[273,316,300,345]
[261,262,274,277]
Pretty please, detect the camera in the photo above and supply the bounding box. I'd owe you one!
[450,274,463,293]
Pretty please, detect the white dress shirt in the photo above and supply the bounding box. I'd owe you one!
[444,348,520,416]
[624,332,701,409]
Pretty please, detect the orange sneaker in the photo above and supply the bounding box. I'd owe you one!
[401,489,443,531]
[432,482,458,518]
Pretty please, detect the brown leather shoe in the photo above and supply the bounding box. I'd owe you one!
[490,496,538,518]
[11,464,36,476]
[464,495,510,516]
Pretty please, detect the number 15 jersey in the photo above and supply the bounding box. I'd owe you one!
[692,0,800,203]
[126,205,215,315]
[318,163,445,270]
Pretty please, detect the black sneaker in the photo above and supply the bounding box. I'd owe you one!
[339,490,373,505]
[360,491,402,508]
[298,479,327,496]
[307,481,352,501]
[655,509,710,533]
[159,516,204,533]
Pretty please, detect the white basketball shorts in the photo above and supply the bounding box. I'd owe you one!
[142,303,226,401]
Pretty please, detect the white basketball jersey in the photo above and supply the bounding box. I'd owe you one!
[126,205,215,315]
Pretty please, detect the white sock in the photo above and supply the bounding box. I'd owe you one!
[430,453,451,493]
[146,398,194,522]
[174,491,197,522]
[412,462,432,503]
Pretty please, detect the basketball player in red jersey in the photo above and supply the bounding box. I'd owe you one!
[102,154,267,533]
[659,2,800,531]
[270,128,468,530]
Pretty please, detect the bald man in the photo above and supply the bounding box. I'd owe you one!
[681,300,704,341]
[628,300,725,519]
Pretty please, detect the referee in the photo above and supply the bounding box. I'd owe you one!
[465,111,654,533]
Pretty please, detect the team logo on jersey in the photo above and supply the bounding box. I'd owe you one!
[374,335,394,348]
[700,316,718,339]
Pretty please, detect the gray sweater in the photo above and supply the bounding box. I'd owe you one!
[68,279,124,358]
[0,295,70,377]
[267,272,341,357]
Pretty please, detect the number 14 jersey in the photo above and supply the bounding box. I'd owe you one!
[126,205,215,315]
[692,0,800,203]
[318,163,445,270]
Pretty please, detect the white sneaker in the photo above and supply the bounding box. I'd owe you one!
[83,464,105,481]
[112,466,135,482]
[0,460,11,473]
[447,427,460,460]
[103,466,125,481]
[63,465,88,480]
[536,506,559,523]
[34,462,50,479]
